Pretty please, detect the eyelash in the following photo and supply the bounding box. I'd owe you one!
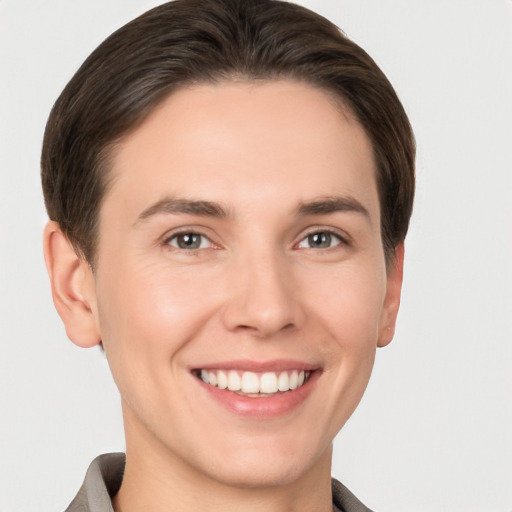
[162,227,349,252]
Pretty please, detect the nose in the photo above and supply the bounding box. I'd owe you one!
[221,250,303,338]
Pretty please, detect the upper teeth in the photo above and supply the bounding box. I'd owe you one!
[199,369,310,394]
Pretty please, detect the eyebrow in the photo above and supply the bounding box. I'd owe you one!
[136,198,230,223]
[136,195,370,224]
[296,196,370,220]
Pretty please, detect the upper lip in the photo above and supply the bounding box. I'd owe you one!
[190,359,320,373]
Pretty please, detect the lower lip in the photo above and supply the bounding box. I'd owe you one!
[196,371,320,419]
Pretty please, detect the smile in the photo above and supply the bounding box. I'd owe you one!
[197,369,312,395]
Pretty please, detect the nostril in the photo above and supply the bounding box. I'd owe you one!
[232,321,296,339]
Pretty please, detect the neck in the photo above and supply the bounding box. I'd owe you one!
[113,409,334,512]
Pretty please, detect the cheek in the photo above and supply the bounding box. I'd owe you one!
[95,260,221,392]
[99,257,214,333]
[310,262,386,403]
[309,261,387,343]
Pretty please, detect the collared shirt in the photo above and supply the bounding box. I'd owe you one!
[65,453,374,512]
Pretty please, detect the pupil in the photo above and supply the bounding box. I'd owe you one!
[178,233,201,249]
[309,232,330,248]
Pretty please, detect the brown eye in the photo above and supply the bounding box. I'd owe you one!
[168,233,210,250]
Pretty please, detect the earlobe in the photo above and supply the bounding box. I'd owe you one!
[377,244,405,348]
[43,221,101,348]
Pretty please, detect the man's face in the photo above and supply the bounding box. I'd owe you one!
[87,81,401,487]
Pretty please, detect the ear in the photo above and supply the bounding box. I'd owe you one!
[377,244,405,348]
[43,221,101,348]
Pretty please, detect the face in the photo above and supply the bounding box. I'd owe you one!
[84,81,402,488]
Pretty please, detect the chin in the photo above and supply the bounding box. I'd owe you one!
[205,459,310,489]
[193,436,331,490]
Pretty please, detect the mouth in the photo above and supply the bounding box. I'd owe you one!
[191,360,320,417]
[194,368,312,397]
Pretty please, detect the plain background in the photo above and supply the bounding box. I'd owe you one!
[1,1,511,511]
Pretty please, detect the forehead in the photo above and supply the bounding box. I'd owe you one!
[103,80,379,223]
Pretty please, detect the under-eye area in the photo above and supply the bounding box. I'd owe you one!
[193,369,314,396]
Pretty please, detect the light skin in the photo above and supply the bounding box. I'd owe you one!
[44,80,403,512]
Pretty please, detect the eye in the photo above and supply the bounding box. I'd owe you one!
[297,231,344,249]
[166,232,212,250]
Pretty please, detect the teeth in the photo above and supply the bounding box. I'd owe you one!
[217,370,228,389]
[277,371,289,391]
[227,370,241,391]
[260,372,278,393]
[289,370,298,390]
[241,372,259,393]
[199,369,310,394]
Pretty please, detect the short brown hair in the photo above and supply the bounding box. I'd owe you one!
[41,0,415,265]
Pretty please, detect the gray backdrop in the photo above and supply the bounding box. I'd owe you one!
[1,1,511,511]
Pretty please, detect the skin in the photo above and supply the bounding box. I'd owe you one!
[44,80,403,512]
